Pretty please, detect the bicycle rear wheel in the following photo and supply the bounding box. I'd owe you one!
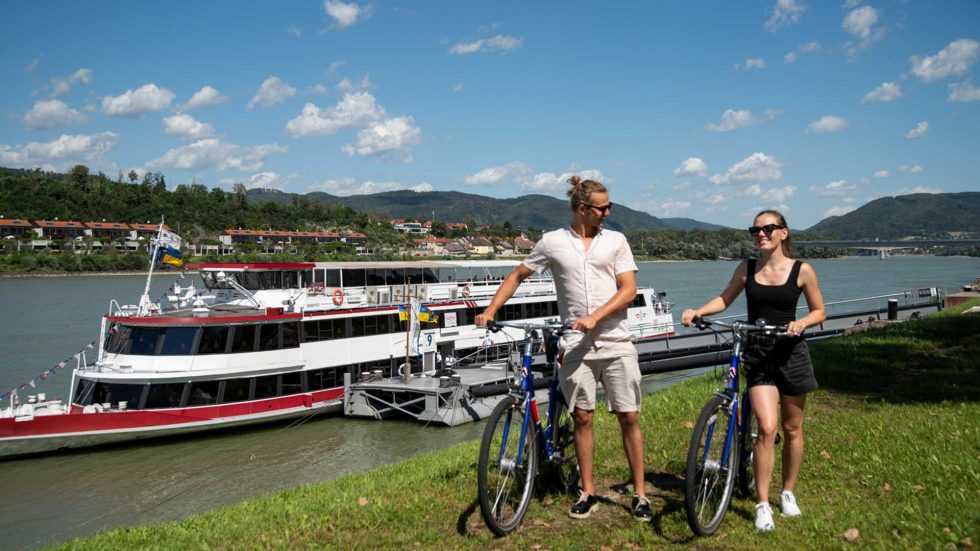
[547,397,579,494]
[737,393,758,497]
[478,395,539,536]
[685,394,738,536]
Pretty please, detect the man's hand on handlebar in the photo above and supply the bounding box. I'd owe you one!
[474,312,493,328]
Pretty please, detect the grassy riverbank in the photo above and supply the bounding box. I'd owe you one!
[57,301,980,550]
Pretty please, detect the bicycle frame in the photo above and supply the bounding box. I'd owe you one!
[702,327,749,476]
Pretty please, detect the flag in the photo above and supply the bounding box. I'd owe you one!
[153,227,184,267]
[397,304,410,321]
[417,304,439,324]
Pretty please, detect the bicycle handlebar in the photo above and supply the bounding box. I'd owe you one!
[486,319,573,335]
[691,316,787,336]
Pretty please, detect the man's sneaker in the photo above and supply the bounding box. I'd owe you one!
[631,495,653,522]
[754,502,775,532]
[569,490,599,519]
[780,490,802,517]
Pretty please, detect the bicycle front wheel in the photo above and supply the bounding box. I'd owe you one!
[478,395,539,536]
[685,394,738,536]
[737,393,759,497]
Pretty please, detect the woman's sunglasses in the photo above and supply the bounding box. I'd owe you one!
[747,224,785,236]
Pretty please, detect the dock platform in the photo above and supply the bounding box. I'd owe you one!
[343,362,517,426]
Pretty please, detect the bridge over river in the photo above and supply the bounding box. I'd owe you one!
[796,239,980,257]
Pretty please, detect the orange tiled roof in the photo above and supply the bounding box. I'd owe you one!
[0,219,32,227]
[35,220,85,229]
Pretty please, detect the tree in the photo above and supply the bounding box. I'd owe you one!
[128,170,139,185]
[70,164,90,186]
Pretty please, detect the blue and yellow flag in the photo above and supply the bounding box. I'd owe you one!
[152,227,183,267]
[397,304,410,321]
[418,304,439,324]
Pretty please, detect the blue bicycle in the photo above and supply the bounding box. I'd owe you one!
[477,320,580,536]
[684,316,786,536]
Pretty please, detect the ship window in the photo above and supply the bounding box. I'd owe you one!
[145,383,186,409]
[282,271,299,289]
[549,301,560,317]
[259,324,280,351]
[366,269,386,285]
[188,381,220,406]
[105,324,132,354]
[73,379,97,405]
[129,327,164,355]
[309,368,337,390]
[525,301,548,319]
[325,270,341,287]
[254,375,279,399]
[223,378,251,403]
[282,372,303,395]
[230,325,257,353]
[282,322,300,348]
[403,268,423,285]
[103,383,145,407]
[198,326,230,355]
[342,268,366,287]
[630,294,647,308]
[314,269,326,285]
[501,303,524,322]
[161,327,198,356]
[421,268,439,283]
[353,315,390,337]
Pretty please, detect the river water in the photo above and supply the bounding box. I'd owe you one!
[0,256,976,550]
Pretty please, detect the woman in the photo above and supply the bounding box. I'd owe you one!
[681,210,826,532]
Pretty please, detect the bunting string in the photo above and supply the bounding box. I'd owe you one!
[2,336,101,402]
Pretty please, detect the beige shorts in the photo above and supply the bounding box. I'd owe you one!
[559,341,642,413]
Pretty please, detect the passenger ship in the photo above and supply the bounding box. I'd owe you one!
[0,260,674,458]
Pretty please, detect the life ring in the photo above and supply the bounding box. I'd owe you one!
[461,285,471,298]
[332,289,344,306]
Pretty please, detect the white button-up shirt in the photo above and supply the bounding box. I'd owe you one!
[523,226,638,353]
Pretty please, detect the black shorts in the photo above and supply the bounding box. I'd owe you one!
[742,336,818,396]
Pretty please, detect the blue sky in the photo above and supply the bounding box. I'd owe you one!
[1,1,978,229]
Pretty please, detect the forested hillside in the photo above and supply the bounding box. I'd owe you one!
[806,192,980,239]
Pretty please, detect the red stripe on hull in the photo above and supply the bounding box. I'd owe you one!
[0,388,343,438]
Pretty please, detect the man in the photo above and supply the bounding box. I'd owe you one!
[474,176,652,522]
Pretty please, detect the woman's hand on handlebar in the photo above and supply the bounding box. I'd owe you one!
[681,308,699,326]
[786,319,808,337]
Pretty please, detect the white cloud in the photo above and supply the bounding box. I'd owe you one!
[766,0,807,32]
[862,82,902,103]
[179,86,226,111]
[737,58,766,70]
[640,198,691,217]
[0,132,119,169]
[23,99,85,130]
[910,39,979,82]
[305,84,328,94]
[327,60,345,74]
[26,58,39,72]
[307,177,404,196]
[102,84,175,117]
[899,164,923,173]
[523,169,607,192]
[741,184,796,202]
[842,6,882,41]
[874,170,889,178]
[800,41,820,53]
[147,139,286,172]
[341,116,422,162]
[163,114,215,140]
[462,161,533,186]
[896,186,942,195]
[809,180,857,196]
[449,35,523,55]
[324,0,364,29]
[784,52,797,63]
[336,75,372,92]
[247,76,297,110]
[453,83,464,93]
[223,171,299,191]
[709,152,782,185]
[285,92,386,138]
[904,121,928,139]
[948,81,980,102]
[288,26,302,37]
[50,68,93,97]
[673,157,708,177]
[706,109,757,132]
[412,183,433,193]
[823,205,856,218]
[806,115,848,133]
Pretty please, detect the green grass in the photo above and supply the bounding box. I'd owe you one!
[55,300,980,550]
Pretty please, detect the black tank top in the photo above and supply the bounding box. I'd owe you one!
[745,259,803,326]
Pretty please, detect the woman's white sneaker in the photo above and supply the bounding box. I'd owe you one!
[754,502,775,532]
[780,490,802,517]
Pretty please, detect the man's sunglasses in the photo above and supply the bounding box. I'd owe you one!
[584,202,613,214]
[748,224,785,236]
